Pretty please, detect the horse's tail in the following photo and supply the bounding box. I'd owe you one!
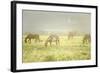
[24,37,27,43]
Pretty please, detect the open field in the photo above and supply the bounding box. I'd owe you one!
[22,35,91,63]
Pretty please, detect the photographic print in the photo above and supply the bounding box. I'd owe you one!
[11,1,98,72]
[22,10,91,63]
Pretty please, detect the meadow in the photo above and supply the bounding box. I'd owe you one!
[22,35,91,63]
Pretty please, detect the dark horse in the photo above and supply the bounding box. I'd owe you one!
[45,34,59,47]
[24,34,40,43]
[82,34,91,44]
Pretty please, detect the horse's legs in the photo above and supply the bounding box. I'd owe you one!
[83,38,88,44]
[35,38,40,43]
[25,37,28,43]
[25,38,27,43]
[68,36,70,40]
[56,40,58,45]
[88,38,91,43]
[56,39,59,45]
[35,39,37,43]
[29,39,31,44]
[38,38,40,42]
[58,40,59,45]
[50,41,52,46]
[83,39,85,44]
[45,41,48,47]
[68,35,72,40]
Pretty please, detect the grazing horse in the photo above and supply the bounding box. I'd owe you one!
[45,34,59,47]
[24,34,40,43]
[68,32,76,40]
[82,34,91,44]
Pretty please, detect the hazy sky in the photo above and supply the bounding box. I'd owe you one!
[23,10,91,34]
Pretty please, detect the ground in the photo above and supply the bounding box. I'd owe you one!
[22,35,91,63]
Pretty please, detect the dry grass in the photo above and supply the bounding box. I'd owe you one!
[22,35,91,63]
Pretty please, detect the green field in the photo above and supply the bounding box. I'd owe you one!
[22,35,91,63]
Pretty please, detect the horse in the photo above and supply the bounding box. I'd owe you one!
[45,34,60,47]
[24,33,40,44]
[67,32,76,40]
[82,34,91,44]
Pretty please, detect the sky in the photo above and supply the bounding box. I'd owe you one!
[22,10,91,34]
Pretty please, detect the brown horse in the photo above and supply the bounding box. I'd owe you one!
[82,34,91,44]
[45,34,59,47]
[68,32,76,40]
[24,34,40,43]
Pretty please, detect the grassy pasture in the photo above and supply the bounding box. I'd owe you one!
[22,35,91,63]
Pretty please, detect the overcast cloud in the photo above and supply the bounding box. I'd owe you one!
[23,10,91,34]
